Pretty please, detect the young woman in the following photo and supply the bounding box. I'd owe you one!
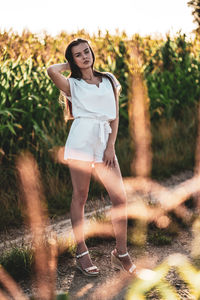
[47,38,136,277]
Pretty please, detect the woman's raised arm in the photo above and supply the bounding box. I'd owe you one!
[47,63,71,98]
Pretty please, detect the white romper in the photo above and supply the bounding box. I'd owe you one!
[62,74,121,163]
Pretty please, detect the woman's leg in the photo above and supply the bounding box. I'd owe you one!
[94,160,134,271]
[68,159,98,272]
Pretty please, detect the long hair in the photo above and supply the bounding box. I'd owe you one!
[59,38,119,121]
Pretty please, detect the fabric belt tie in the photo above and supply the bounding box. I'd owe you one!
[75,117,112,144]
[99,121,112,144]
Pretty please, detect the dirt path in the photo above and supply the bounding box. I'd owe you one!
[0,170,197,299]
[56,228,193,300]
[18,227,194,299]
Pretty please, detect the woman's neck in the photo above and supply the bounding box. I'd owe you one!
[81,68,94,80]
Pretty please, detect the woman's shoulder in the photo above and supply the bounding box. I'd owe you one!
[60,77,79,100]
[103,72,121,92]
[104,72,115,79]
[67,77,83,88]
[68,76,79,82]
[103,72,119,82]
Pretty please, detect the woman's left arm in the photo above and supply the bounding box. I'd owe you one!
[107,110,119,149]
[103,79,120,168]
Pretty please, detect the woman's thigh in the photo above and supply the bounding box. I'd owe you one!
[68,159,93,196]
[93,160,126,204]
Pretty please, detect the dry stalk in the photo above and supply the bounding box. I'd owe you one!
[16,152,58,300]
[0,266,28,300]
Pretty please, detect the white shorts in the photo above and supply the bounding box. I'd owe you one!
[64,117,118,163]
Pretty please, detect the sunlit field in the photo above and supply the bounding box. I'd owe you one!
[0,28,200,299]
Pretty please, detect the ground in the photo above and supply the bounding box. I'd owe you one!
[17,228,194,299]
[0,170,198,299]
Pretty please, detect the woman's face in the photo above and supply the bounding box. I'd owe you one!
[71,42,93,70]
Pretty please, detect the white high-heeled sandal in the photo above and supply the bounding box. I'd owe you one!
[111,249,136,275]
[76,250,100,277]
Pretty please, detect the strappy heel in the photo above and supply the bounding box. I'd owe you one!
[76,250,100,277]
[111,249,136,275]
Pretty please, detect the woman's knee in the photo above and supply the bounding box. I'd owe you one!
[72,188,88,205]
[111,193,127,207]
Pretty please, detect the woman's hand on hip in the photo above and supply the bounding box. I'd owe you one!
[103,144,116,168]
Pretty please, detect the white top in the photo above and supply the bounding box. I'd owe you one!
[61,74,121,121]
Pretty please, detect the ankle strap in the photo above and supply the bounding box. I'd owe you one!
[117,252,128,258]
[76,250,89,258]
[129,264,136,273]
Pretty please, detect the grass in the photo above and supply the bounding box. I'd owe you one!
[117,105,197,180]
[0,235,77,282]
[147,218,180,246]
[126,214,181,248]
[145,287,162,300]
[148,231,173,246]
[150,107,197,179]
[85,210,115,247]
[0,246,33,281]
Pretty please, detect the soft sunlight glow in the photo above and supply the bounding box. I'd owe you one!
[0,0,196,37]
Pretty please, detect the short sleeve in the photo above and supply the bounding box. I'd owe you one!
[106,72,122,93]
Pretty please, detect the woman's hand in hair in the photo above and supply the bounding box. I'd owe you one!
[65,62,71,71]
[47,62,70,74]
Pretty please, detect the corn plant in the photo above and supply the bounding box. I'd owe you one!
[144,34,200,120]
[0,56,65,157]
